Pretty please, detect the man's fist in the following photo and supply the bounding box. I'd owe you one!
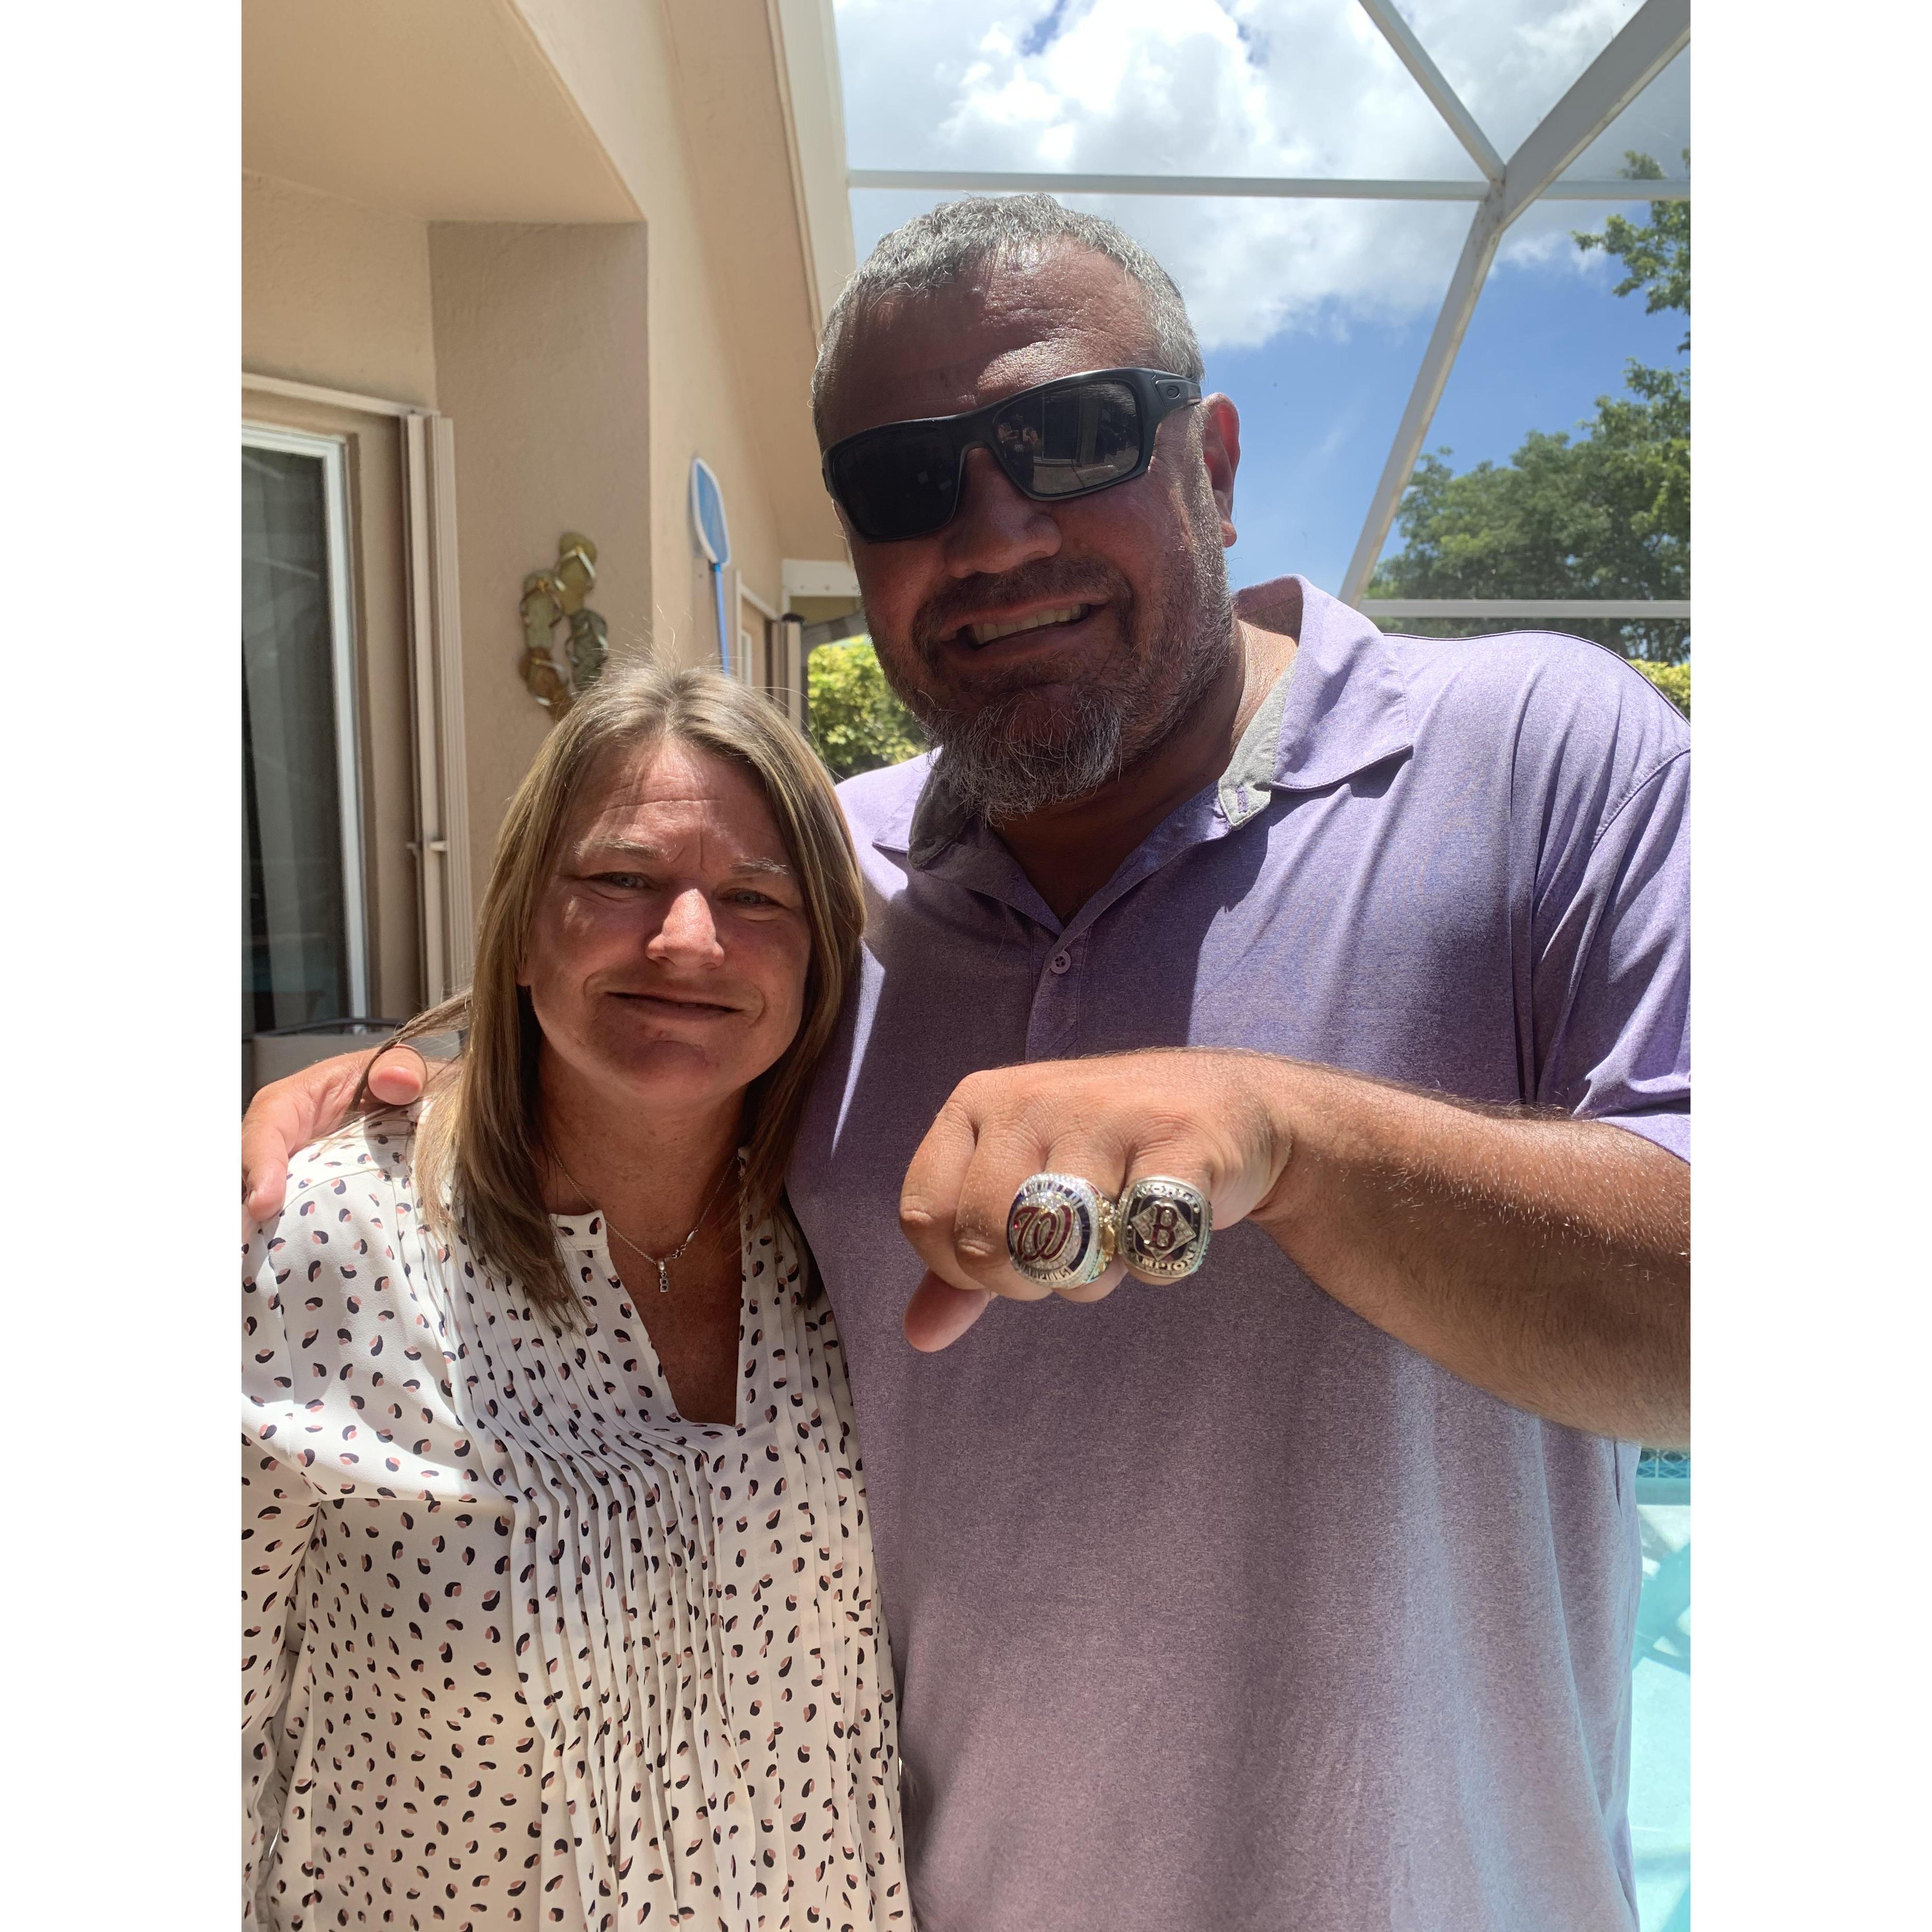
[897,1049,1296,1351]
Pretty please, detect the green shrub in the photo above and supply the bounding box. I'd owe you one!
[806,637,928,780]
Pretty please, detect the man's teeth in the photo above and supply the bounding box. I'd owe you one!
[967,604,1090,646]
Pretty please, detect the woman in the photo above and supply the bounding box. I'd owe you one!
[243,665,909,1930]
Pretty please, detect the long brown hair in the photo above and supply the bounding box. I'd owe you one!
[398,663,865,1318]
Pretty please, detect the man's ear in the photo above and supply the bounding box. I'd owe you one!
[1200,393,1241,547]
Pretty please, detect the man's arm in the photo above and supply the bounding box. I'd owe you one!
[897,1048,1688,1445]
[1253,1058,1687,1443]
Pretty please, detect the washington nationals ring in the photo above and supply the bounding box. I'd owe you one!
[1117,1176,1213,1281]
[1005,1173,1117,1288]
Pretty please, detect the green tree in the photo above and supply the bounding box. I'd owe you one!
[1576,152,1689,344]
[1369,152,1689,663]
[806,637,928,780]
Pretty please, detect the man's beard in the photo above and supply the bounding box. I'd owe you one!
[911,666,1129,822]
[884,488,1234,823]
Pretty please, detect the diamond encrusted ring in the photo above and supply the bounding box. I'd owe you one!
[1005,1173,1117,1288]
[1116,1176,1213,1282]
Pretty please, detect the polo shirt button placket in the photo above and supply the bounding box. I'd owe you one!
[1026,941,1080,1061]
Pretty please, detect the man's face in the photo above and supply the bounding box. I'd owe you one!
[818,245,1241,819]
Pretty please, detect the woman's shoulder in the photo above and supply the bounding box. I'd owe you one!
[244,1108,444,1351]
[246,1109,426,1289]
[243,1108,461,1427]
[279,1108,421,1214]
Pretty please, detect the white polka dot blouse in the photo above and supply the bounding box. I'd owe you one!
[243,1116,910,1930]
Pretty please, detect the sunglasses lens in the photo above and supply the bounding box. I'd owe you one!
[992,380,1144,498]
[829,428,959,542]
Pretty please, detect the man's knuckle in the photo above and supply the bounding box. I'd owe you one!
[898,1197,944,1243]
[1138,1105,1212,1152]
[954,1069,1000,1109]
[955,1227,1004,1272]
[1017,1086,1073,1133]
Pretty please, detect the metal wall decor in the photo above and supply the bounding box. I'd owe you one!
[520,532,608,717]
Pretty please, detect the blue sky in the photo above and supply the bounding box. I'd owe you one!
[1203,244,1689,594]
[832,0,1689,595]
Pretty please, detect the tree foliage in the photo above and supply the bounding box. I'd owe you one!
[806,637,928,780]
[1369,152,1690,663]
[1576,151,1689,347]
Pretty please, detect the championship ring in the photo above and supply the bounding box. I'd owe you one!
[1006,1173,1116,1288]
[1117,1176,1212,1282]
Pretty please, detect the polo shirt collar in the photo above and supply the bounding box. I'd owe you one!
[886,575,1413,863]
[903,759,970,869]
[1219,577,1414,827]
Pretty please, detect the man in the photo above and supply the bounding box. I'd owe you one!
[247,196,1688,1930]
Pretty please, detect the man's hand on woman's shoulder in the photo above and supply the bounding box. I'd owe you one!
[242,1046,428,1220]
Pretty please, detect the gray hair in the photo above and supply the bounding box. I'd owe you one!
[812,195,1204,440]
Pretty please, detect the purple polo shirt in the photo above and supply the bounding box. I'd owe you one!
[788,581,1689,1932]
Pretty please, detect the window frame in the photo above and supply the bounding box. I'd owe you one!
[242,418,372,1020]
[242,370,475,1026]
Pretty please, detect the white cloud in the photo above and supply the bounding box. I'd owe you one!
[834,0,1687,350]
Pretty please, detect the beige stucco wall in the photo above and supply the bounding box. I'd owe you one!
[243,1,849,666]
[244,0,636,227]
[655,0,851,570]
[242,0,857,1002]
[518,0,844,646]
[427,223,654,899]
[242,172,438,408]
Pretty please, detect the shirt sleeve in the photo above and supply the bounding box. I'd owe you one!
[242,1216,317,1927]
[1524,663,1690,1162]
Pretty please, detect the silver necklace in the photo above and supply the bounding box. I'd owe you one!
[549,1150,736,1295]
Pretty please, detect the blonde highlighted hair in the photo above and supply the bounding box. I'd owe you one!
[393,662,865,1319]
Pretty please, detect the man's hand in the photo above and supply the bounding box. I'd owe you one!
[898,1047,1690,1445]
[242,1046,428,1221]
[899,1052,1292,1349]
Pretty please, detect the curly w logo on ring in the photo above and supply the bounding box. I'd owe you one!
[1012,1201,1077,1267]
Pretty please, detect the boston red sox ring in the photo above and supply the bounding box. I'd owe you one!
[1006,1173,1117,1288]
[1117,1176,1213,1282]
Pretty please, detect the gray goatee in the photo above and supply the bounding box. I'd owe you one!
[917,683,1127,821]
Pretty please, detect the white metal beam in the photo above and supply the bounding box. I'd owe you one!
[1526,178,1688,200]
[1356,0,1504,184]
[1339,0,1690,605]
[852,169,1486,198]
[847,167,1686,202]
[1499,0,1690,226]
[1339,199,1503,605]
[1360,599,1689,620]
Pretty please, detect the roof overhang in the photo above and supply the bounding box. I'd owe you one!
[242,0,639,222]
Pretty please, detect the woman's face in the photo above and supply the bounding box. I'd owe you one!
[520,737,813,1120]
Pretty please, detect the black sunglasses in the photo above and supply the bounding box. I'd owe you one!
[822,367,1203,544]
